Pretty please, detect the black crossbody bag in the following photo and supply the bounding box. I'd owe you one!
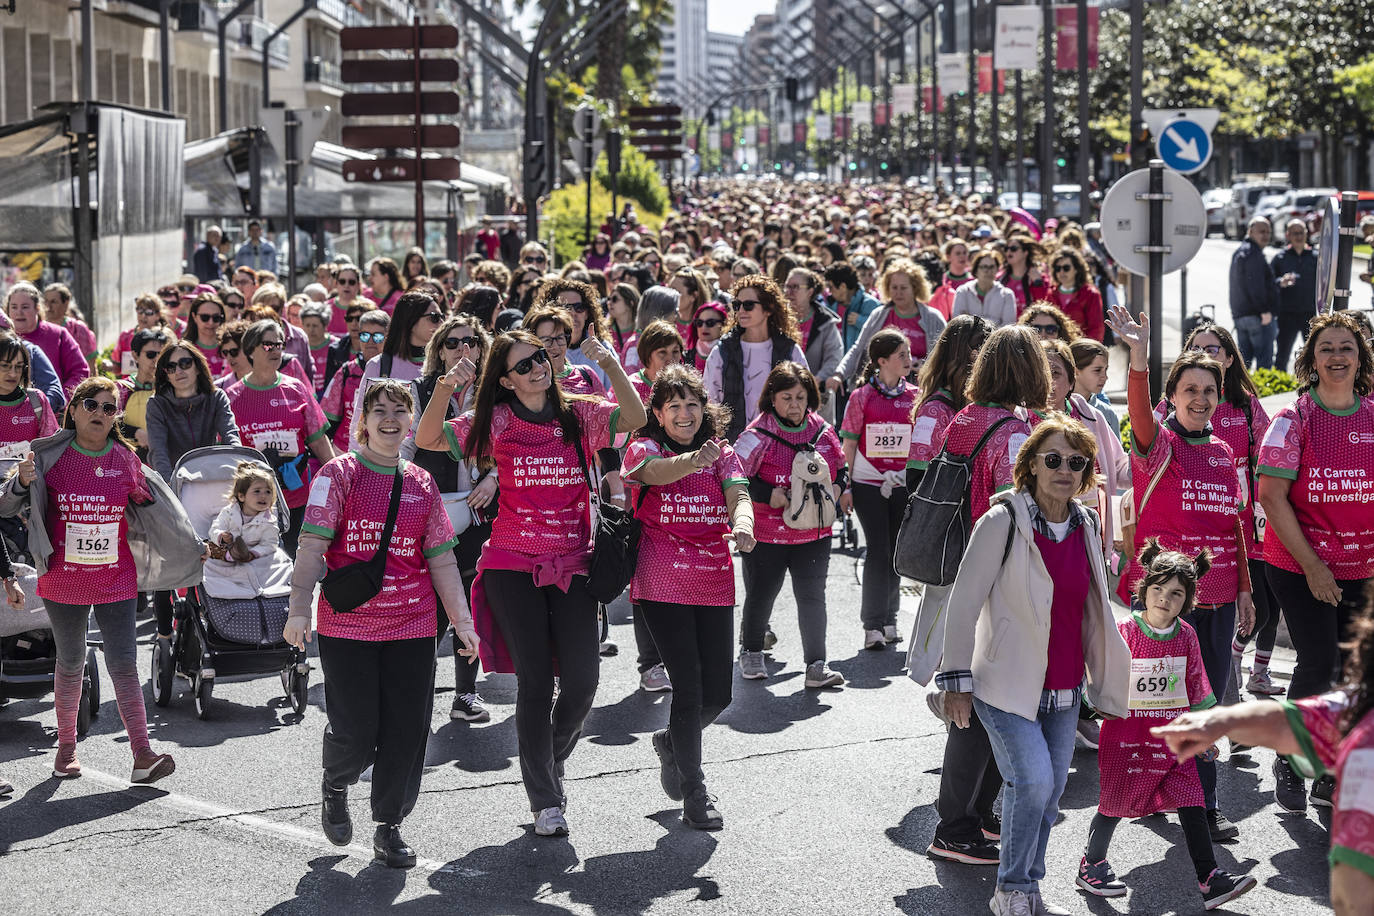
[570,433,649,603]
[320,463,405,613]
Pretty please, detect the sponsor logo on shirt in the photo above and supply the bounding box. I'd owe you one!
[1350,432,1374,445]
[1208,455,1231,468]
[95,466,121,478]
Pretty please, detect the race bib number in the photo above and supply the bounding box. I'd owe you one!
[120,350,137,376]
[65,522,119,566]
[251,429,298,457]
[1128,655,1190,711]
[0,440,30,462]
[1253,502,1267,543]
[865,422,912,459]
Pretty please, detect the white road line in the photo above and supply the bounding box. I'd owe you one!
[74,767,456,873]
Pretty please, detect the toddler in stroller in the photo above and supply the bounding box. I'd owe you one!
[204,462,293,606]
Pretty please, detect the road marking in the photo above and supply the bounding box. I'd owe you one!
[76,766,457,873]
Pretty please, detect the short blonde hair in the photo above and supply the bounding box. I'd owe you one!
[1011,414,1100,497]
[878,257,932,303]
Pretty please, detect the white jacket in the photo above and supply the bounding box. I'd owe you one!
[950,279,1019,327]
[941,488,1132,722]
[203,502,293,598]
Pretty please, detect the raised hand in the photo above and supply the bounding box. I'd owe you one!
[440,356,477,392]
[17,451,35,488]
[1105,304,1149,369]
[579,335,612,366]
[692,438,722,468]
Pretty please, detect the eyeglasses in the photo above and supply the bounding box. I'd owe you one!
[219,346,241,359]
[694,317,723,329]
[178,285,196,294]
[736,299,762,312]
[1030,323,1060,337]
[258,341,284,352]
[538,333,569,347]
[1039,452,1088,472]
[164,356,196,372]
[523,255,548,266]
[224,300,244,310]
[233,277,254,288]
[1190,344,1223,357]
[338,277,360,286]
[196,312,225,323]
[443,335,475,350]
[79,398,119,417]
[358,331,386,344]
[137,307,160,317]
[505,349,549,376]
[1053,264,1075,273]
[345,311,365,323]
[422,311,443,323]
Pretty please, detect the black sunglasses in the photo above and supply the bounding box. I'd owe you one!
[219,346,241,359]
[736,299,763,312]
[1039,452,1088,472]
[1054,264,1075,273]
[563,301,589,314]
[505,349,549,376]
[177,285,196,294]
[164,356,197,372]
[137,307,160,317]
[196,312,225,323]
[694,317,723,329]
[1030,323,1060,337]
[79,398,119,416]
[523,255,548,265]
[443,335,475,350]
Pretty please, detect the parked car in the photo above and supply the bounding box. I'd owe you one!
[1306,190,1374,236]
[996,184,1083,222]
[1222,180,1290,239]
[1202,188,1230,235]
[1262,187,1337,242]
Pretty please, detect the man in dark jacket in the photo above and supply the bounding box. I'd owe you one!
[1270,218,1318,373]
[191,226,223,282]
[1228,217,1278,369]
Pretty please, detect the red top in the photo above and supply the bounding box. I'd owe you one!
[1050,285,1105,341]
[1037,526,1089,690]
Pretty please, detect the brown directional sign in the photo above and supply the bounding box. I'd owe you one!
[342,91,461,117]
[341,157,463,183]
[340,57,461,84]
[340,25,459,51]
[639,149,684,161]
[341,124,461,149]
[625,105,682,117]
[628,118,683,132]
[628,134,681,147]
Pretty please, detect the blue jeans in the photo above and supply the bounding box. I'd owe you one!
[1233,314,1277,370]
[974,696,1079,894]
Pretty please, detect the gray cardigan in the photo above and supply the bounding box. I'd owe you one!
[0,430,206,589]
[834,303,947,385]
[145,388,241,480]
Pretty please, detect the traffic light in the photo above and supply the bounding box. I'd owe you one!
[848,161,858,171]
[774,162,782,171]
[879,161,888,171]
[1056,157,1067,168]
[741,162,750,171]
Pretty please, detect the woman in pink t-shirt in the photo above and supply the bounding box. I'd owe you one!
[627,320,686,405]
[1257,311,1374,808]
[413,330,646,838]
[524,305,606,397]
[623,365,753,830]
[3,378,175,785]
[181,292,228,378]
[286,379,477,868]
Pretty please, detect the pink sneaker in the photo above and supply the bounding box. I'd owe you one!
[131,751,175,785]
[53,743,82,779]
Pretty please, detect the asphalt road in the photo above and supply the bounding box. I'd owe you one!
[0,544,1337,916]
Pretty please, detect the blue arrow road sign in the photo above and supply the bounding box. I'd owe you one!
[1155,117,1212,175]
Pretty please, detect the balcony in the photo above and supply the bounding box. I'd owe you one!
[239,16,291,66]
[304,57,346,91]
[178,0,221,32]
[315,0,349,24]
[104,0,162,27]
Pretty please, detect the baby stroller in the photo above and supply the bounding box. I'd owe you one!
[0,596,100,735]
[151,446,309,719]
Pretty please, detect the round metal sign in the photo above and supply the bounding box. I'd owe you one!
[1099,168,1208,276]
[1315,196,1340,313]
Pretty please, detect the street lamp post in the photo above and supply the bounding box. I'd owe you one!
[1040,0,1054,207]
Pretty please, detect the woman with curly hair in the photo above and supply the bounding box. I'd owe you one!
[1017,301,1083,343]
[831,257,946,391]
[533,277,616,388]
[703,275,807,441]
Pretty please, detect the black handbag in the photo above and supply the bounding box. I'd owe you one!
[319,462,404,613]
[570,434,648,604]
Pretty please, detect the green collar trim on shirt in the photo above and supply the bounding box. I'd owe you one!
[352,450,402,475]
[1131,611,1180,642]
[243,373,282,391]
[975,401,1008,410]
[557,364,575,379]
[1178,429,1212,446]
[775,416,808,433]
[311,340,331,352]
[0,388,25,405]
[70,439,115,458]
[1312,390,1361,417]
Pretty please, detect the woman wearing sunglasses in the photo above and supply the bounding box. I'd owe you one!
[413,329,646,837]
[536,278,617,390]
[327,265,367,335]
[1048,248,1105,342]
[704,275,807,442]
[347,292,445,451]
[685,303,728,373]
[1108,304,1254,842]
[225,320,334,555]
[320,310,389,455]
[181,293,228,378]
[1016,302,1083,344]
[110,293,172,378]
[998,236,1048,312]
[940,414,1131,916]
[4,377,204,786]
[605,282,641,369]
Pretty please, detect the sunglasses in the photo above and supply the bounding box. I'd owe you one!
[1039,452,1088,472]
[178,285,196,294]
[443,335,475,350]
[196,312,225,323]
[694,317,723,329]
[79,398,119,417]
[137,307,160,317]
[1030,323,1060,337]
[140,349,163,361]
[523,255,548,265]
[562,301,589,314]
[345,312,365,322]
[219,346,241,359]
[164,355,197,372]
[258,341,284,352]
[1191,344,1223,357]
[422,311,443,323]
[1006,246,1024,253]
[736,299,763,312]
[505,349,549,376]
[1054,264,1075,273]
[358,331,386,344]
[338,277,360,286]
[224,299,243,310]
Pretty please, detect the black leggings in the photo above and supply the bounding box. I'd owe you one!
[483,568,600,811]
[934,706,1003,844]
[283,504,306,558]
[740,537,831,662]
[1234,557,1281,654]
[1267,563,1369,700]
[434,520,492,696]
[1085,807,1215,882]
[851,482,906,631]
[639,600,734,796]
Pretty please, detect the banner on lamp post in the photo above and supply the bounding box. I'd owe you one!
[851,101,872,128]
[793,122,807,144]
[742,125,757,146]
[707,126,720,151]
[921,86,945,114]
[815,114,832,141]
[892,83,917,117]
[978,54,1006,93]
[994,6,1041,71]
[937,53,967,94]
[758,125,770,146]
[1054,6,1099,70]
[835,116,851,140]
[874,102,890,126]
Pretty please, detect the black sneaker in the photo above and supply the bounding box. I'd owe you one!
[1272,757,1308,813]
[450,692,491,722]
[682,787,723,831]
[373,823,417,868]
[981,815,1001,841]
[651,729,683,802]
[321,779,352,847]
[1199,869,1257,911]
[1207,809,1239,842]
[1311,773,1336,807]
[926,835,999,865]
[1075,856,1127,897]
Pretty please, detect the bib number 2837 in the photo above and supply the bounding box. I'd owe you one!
[65,522,119,566]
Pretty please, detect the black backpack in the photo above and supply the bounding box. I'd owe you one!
[894,416,1017,586]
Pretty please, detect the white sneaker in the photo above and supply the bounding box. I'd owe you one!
[864,629,886,650]
[989,889,1033,916]
[640,664,672,692]
[533,806,569,837]
[804,661,844,688]
[883,624,904,644]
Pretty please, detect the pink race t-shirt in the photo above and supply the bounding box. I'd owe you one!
[38,441,151,605]
[556,364,607,397]
[319,357,365,453]
[625,369,654,405]
[445,398,618,557]
[309,340,333,397]
[1258,393,1374,580]
[302,453,457,641]
[906,391,958,471]
[882,311,928,360]
[1284,692,1374,880]
[60,317,98,361]
[839,378,919,479]
[624,437,747,606]
[0,388,57,457]
[734,411,843,545]
[186,340,225,379]
[224,373,328,508]
[1122,424,1242,605]
[941,403,1034,522]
